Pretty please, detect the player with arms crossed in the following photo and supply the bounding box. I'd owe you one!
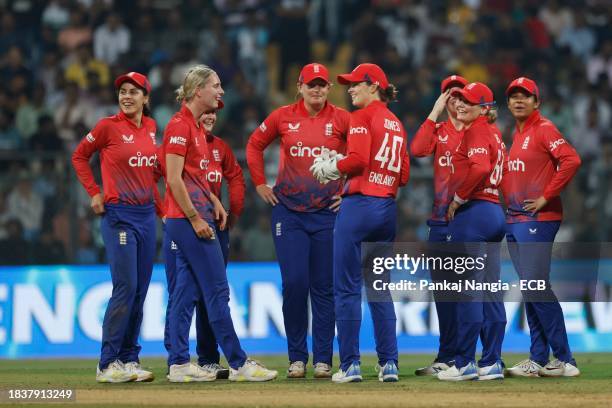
[438,82,507,382]
[502,77,581,378]
[312,63,409,383]
[247,63,349,379]
[72,72,158,383]
[410,75,468,376]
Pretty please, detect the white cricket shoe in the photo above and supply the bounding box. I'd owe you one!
[332,362,362,383]
[313,362,332,379]
[96,360,137,383]
[168,362,216,382]
[201,363,230,379]
[477,361,504,381]
[124,362,155,382]
[437,362,478,381]
[376,361,399,382]
[539,359,580,377]
[229,359,278,382]
[505,359,542,377]
[414,361,451,376]
[287,361,306,378]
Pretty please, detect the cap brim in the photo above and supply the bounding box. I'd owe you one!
[506,85,536,97]
[337,73,360,85]
[115,75,148,92]
[442,80,467,92]
[452,88,480,104]
[303,75,330,84]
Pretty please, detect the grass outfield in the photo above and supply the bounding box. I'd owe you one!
[0,354,611,407]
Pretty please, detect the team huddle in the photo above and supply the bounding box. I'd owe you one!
[71,61,581,384]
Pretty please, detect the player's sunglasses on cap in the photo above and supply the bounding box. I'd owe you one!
[114,72,152,94]
[441,74,468,92]
[451,82,496,106]
[506,77,540,100]
[299,63,330,85]
[337,63,389,89]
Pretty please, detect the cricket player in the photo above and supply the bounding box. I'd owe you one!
[72,72,158,383]
[438,82,507,382]
[502,77,581,378]
[311,63,410,383]
[246,63,349,379]
[410,75,468,376]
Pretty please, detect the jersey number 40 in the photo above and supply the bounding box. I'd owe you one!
[375,132,403,173]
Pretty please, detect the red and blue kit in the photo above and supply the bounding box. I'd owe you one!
[162,105,214,222]
[503,110,581,223]
[206,134,245,217]
[247,99,350,211]
[72,111,158,205]
[337,100,410,198]
[410,119,464,222]
[449,117,506,204]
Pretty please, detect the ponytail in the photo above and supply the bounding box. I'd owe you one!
[378,83,398,102]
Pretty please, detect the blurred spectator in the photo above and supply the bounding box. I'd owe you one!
[15,85,52,141]
[540,92,573,137]
[587,39,612,87]
[309,0,341,59]
[93,12,130,65]
[6,174,43,241]
[351,9,388,63]
[557,12,596,62]
[235,9,269,97]
[570,108,603,164]
[275,0,310,91]
[0,12,26,55]
[53,81,93,146]
[64,44,110,90]
[32,227,67,264]
[41,0,71,30]
[453,47,489,83]
[30,115,63,152]
[539,0,574,41]
[159,9,197,55]
[0,46,33,89]
[169,41,200,87]
[243,214,275,261]
[0,218,30,265]
[0,109,21,151]
[58,9,92,54]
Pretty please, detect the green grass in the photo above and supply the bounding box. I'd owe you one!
[0,354,610,407]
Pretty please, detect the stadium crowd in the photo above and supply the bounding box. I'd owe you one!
[0,0,610,265]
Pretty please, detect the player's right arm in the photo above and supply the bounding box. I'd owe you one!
[410,91,450,157]
[454,127,492,203]
[246,109,281,205]
[72,121,109,214]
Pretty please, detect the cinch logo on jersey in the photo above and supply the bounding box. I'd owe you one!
[522,136,530,150]
[468,147,488,157]
[86,133,95,143]
[169,136,187,146]
[438,150,454,171]
[199,159,209,170]
[128,152,157,167]
[122,134,134,144]
[350,126,368,135]
[207,169,222,183]
[508,158,525,172]
[384,118,401,132]
[550,138,565,151]
[289,141,327,158]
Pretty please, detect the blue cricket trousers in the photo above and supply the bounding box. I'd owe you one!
[163,225,230,365]
[506,221,574,366]
[271,203,335,365]
[428,222,457,365]
[99,203,156,370]
[448,200,506,369]
[165,218,246,369]
[334,195,398,371]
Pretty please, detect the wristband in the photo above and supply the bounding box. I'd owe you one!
[186,211,198,219]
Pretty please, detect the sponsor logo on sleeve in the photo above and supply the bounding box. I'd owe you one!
[468,147,488,157]
[86,133,95,143]
[349,126,368,135]
[259,122,267,132]
[169,136,187,146]
[549,138,565,151]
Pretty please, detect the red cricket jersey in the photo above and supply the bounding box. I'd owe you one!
[449,116,506,204]
[337,100,410,198]
[502,110,581,223]
[246,99,350,212]
[162,105,214,222]
[410,118,464,222]
[206,133,246,217]
[72,111,158,206]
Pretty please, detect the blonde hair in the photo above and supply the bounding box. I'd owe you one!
[175,64,216,103]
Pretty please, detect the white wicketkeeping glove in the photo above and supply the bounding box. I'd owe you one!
[310,151,344,184]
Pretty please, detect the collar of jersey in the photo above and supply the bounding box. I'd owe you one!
[296,98,329,118]
[180,104,199,128]
[515,110,541,134]
[117,110,145,129]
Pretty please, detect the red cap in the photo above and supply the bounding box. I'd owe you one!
[299,63,330,84]
[506,77,539,100]
[452,82,495,106]
[441,74,468,92]
[114,72,152,94]
[337,63,389,89]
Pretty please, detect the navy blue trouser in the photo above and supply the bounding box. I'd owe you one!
[99,204,156,370]
[428,223,457,365]
[334,195,398,371]
[271,203,335,365]
[163,225,230,366]
[506,221,574,366]
[448,200,506,369]
[165,218,246,369]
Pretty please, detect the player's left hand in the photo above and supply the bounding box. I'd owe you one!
[447,200,461,221]
[523,196,548,214]
[329,195,342,212]
[210,194,228,230]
